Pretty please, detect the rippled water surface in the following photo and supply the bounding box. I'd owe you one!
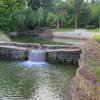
[0,60,76,100]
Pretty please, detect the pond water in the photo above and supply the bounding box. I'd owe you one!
[53,37,85,46]
[0,60,76,100]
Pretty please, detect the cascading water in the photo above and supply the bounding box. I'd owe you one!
[20,49,47,67]
[28,50,45,62]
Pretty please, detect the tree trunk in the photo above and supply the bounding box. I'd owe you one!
[57,19,60,30]
[99,18,100,29]
[75,14,78,29]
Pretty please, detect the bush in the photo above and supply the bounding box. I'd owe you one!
[86,25,96,29]
[46,12,57,27]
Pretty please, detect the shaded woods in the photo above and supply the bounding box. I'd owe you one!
[0,0,100,32]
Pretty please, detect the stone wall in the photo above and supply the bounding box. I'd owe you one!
[0,42,78,49]
[37,28,53,39]
[0,46,28,60]
[46,49,80,64]
[42,44,78,50]
[67,40,100,100]
[68,66,100,100]
[0,42,40,49]
[0,44,80,63]
[9,27,53,39]
[0,42,81,63]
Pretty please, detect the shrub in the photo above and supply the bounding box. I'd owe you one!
[86,25,96,29]
[46,12,57,27]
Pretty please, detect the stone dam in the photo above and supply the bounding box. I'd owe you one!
[0,42,81,64]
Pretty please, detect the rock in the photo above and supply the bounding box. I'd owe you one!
[9,32,19,37]
[8,27,53,39]
[67,40,100,100]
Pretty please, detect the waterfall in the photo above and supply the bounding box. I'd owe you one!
[28,50,45,62]
[20,50,47,67]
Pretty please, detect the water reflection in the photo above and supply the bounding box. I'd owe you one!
[53,37,85,46]
[0,60,76,100]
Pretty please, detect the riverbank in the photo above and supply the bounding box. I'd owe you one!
[67,40,100,100]
[0,31,64,45]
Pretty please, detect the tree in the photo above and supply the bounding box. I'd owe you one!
[46,12,57,27]
[0,0,26,31]
[0,0,100,31]
[89,1,100,28]
[74,0,84,28]
[52,0,67,29]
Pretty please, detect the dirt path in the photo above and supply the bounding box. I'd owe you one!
[53,29,100,39]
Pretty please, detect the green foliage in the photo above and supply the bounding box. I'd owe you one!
[37,7,45,24]
[66,16,75,28]
[86,25,96,29]
[0,0,100,32]
[89,3,100,27]
[46,12,57,27]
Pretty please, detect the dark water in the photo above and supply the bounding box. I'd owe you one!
[0,60,76,100]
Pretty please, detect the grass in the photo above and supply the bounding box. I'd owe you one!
[0,30,11,41]
[88,28,100,32]
[89,60,100,81]
[52,28,74,32]
[0,30,4,35]
[92,66,100,81]
[92,34,100,41]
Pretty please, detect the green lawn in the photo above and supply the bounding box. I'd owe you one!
[52,28,74,32]
[92,34,100,41]
[88,28,100,32]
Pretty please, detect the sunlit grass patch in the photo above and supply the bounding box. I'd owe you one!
[52,28,74,32]
[92,65,100,81]
[0,30,10,41]
[88,28,100,32]
[92,34,100,42]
